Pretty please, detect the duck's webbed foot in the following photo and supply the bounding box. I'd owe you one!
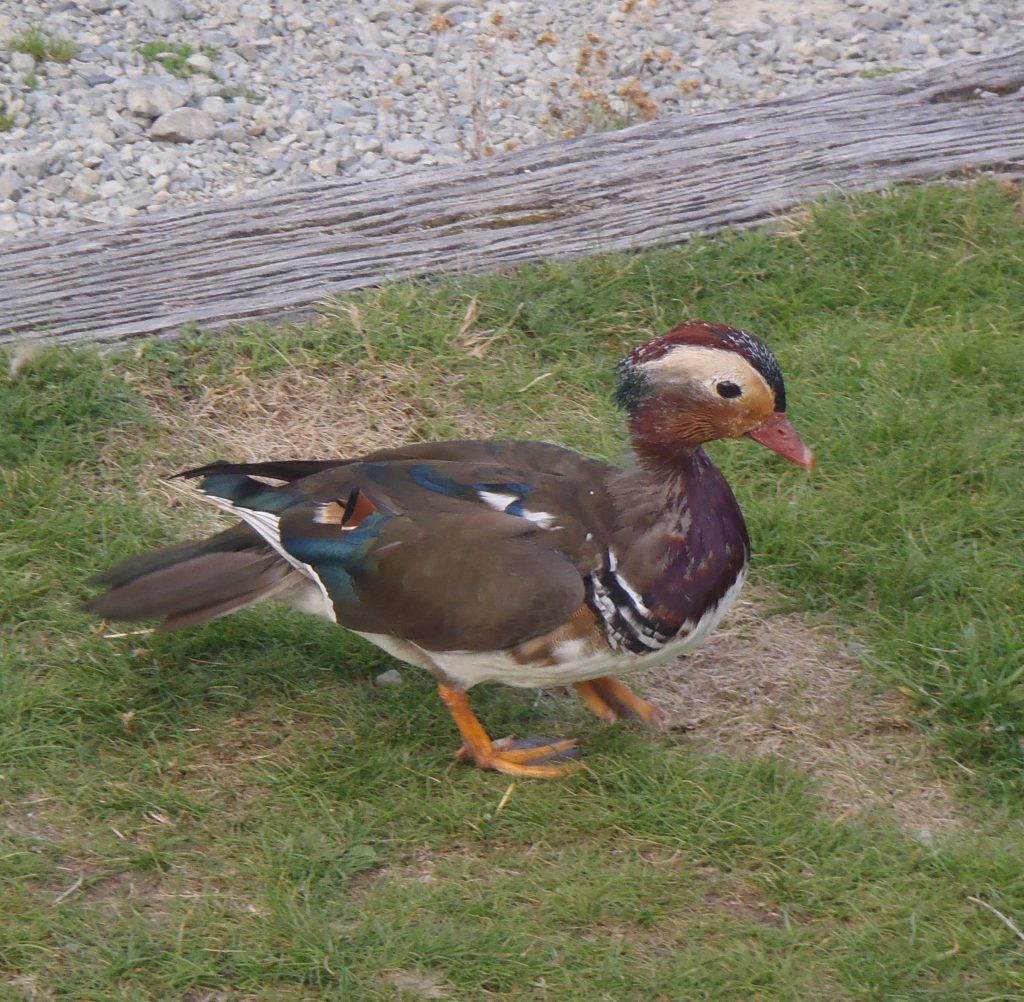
[574,676,671,730]
[439,685,580,778]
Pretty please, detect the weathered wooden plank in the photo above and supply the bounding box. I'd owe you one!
[2,47,1022,346]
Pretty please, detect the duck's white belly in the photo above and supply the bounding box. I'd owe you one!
[356,568,747,690]
[430,626,702,689]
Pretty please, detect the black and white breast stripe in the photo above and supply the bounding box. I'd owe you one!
[585,551,677,655]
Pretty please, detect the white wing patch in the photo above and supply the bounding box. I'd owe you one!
[477,489,559,529]
[519,509,558,528]
[478,489,517,512]
[197,493,286,553]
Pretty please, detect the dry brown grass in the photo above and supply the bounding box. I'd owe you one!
[638,592,964,836]
[110,356,498,534]
[130,358,496,464]
[1,792,237,927]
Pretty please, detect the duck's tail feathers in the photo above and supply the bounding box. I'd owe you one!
[82,524,298,633]
[175,459,351,483]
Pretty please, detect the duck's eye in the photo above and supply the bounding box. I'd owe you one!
[716,380,742,399]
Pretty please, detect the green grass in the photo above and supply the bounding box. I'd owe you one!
[137,40,218,79]
[3,182,1024,998]
[216,85,264,104]
[7,24,77,63]
[0,100,14,131]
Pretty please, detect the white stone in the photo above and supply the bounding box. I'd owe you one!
[67,178,100,203]
[125,76,191,117]
[186,53,214,74]
[149,107,216,142]
[309,156,338,176]
[142,0,185,21]
[216,122,247,143]
[289,108,315,131]
[199,96,232,122]
[97,179,126,198]
[11,153,49,180]
[0,173,26,200]
[329,100,357,123]
[41,176,70,197]
[383,137,424,162]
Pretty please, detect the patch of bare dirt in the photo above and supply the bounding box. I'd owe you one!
[1,792,72,848]
[1,792,259,923]
[385,969,454,1000]
[83,867,266,926]
[2,974,55,1002]
[346,844,490,897]
[637,591,963,836]
[633,849,789,930]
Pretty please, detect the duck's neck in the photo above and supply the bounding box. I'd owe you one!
[608,443,751,629]
[614,443,724,524]
[626,394,721,473]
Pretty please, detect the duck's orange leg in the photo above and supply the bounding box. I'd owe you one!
[574,676,671,730]
[438,685,579,778]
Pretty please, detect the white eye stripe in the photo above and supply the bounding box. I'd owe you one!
[641,345,770,398]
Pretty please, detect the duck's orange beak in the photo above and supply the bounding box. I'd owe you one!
[746,412,815,469]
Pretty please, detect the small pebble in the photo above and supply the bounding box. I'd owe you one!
[375,668,403,688]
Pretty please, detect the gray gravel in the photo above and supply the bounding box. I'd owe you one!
[0,0,1017,243]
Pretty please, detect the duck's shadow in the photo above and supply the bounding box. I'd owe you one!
[116,605,628,753]
[123,606,384,704]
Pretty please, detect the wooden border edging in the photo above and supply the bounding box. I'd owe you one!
[2,47,1022,346]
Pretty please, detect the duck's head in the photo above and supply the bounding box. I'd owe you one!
[616,320,814,469]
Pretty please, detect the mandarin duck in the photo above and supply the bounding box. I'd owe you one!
[84,321,813,778]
